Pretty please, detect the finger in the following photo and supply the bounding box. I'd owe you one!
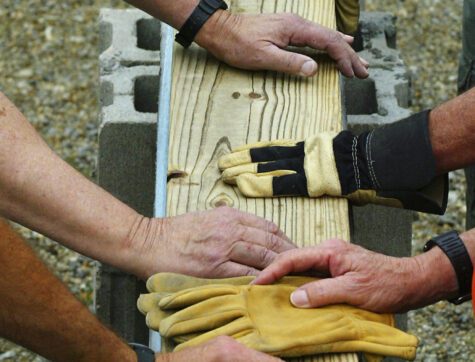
[238,225,294,253]
[229,241,278,269]
[349,51,369,79]
[259,45,318,76]
[257,157,305,174]
[145,303,171,330]
[159,285,238,310]
[214,261,261,277]
[137,292,163,314]
[146,272,254,293]
[218,140,299,169]
[174,318,250,352]
[338,32,354,44]
[235,210,294,245]
[359,56,369,68]
[290,277,354,308]
[160,295,243,337]
[252,247,334,285]
[222,164,296,185]
[221,157,304,183]
[236,172,309,197]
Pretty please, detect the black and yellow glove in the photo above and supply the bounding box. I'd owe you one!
[219,110,448,215]
[336,0,360,34]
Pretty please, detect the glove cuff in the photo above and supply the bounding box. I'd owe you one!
[368,110,437,190]
[333,110,449,214]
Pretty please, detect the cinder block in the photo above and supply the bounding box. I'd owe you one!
[100,65,160,124]
[345,12,411,133]
[344,13,413,344]
[97,11,160,345]
[99,9,161,71]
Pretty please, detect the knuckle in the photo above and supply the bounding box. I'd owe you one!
[245,267,257,276]
[258,247,272,265]
[266,220,279,234]
[266,233,280,251]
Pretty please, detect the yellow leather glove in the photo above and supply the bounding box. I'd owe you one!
[335,0,360,34]
[138,275,418,360]
[138,273,313,334]
[218,111,449,215]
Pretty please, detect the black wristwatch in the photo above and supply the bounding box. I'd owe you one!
[129,343,155,362]
[423,230,473,304]
[175,0,228,48]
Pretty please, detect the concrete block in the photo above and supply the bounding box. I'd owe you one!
[345,12,411,133]
[99,9,160,71]
[100,65,160,124]
[344,13,414,346]
[97,11,160,344]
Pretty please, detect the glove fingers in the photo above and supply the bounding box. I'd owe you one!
[137,292,169,314]
[145,305,170,330]
[232,139,299,153]
[159,285,238,310]
[353,319,418,359]
[173,318,253,352]
[146,272,253,293]
[219,141,303,169]
[160,295,244,337]
[331,305,395,327]
[236,173,309,197]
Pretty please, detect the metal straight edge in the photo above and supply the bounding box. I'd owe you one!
[150,22,174,352]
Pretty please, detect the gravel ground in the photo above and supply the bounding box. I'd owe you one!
[0,0,473,361]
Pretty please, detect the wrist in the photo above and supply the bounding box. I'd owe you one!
[411,245,459,307]
[194,9,235,53]
[124,215,165,279]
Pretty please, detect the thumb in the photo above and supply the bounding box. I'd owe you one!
[290,277,352,308]
[262,46,318,77]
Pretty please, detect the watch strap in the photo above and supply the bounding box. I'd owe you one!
[424,230,473,304]
[175,0,228,48]
[129,342,155,362]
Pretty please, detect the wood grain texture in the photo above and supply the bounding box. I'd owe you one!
[165,0,354,361]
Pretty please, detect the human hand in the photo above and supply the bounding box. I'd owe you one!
[253,239,458,313]
[196,11,368,78]
[128,206,295,279]
[155,336,282,362]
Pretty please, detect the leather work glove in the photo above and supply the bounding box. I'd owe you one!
[139,279,418,361]
[218,110,448,215]
[335,0,360,34]
[137,273,314,343]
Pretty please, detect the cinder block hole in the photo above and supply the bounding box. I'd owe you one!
[385,30,397,49]
[99,21,113,53]
[134,76,159,113]
[344,78,378,115]
[395,82,410,108]
[100,81,114,107]
[136,19,161,50]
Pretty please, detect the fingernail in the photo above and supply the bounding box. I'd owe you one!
[299,61,317,77]
[291,289,310,307]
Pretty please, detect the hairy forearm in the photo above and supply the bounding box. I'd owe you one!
[0,93,146,276]
[0,219,135,361]
[429,87,475,174]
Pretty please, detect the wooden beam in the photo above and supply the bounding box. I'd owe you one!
[165,1,354,361]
